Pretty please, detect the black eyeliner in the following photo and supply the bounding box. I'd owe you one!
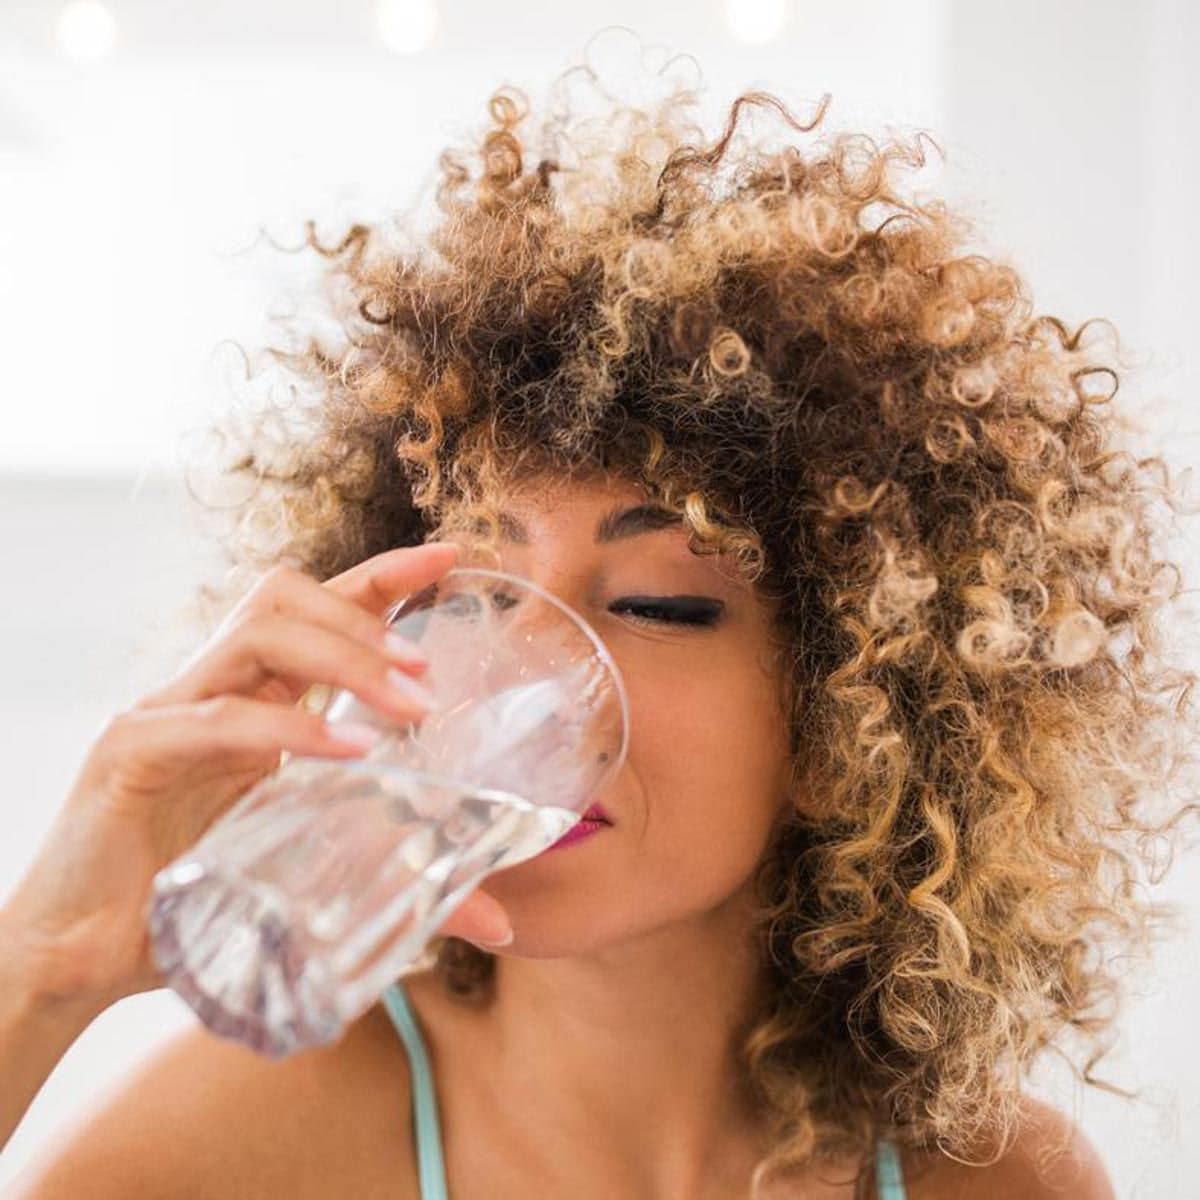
[611,595,726,626]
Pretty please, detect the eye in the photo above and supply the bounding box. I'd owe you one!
[609,596,725,628]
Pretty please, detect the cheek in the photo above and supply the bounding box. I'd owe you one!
[626,649,789,876]
[478,642,791,949]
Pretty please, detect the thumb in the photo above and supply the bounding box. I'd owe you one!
[438,887,514,948]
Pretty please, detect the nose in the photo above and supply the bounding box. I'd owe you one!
[448,567,628,808]
[474,551,591,617]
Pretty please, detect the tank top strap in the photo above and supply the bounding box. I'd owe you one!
[381,979,451,1200]
[874,1137,908,1198]
[380,978,907,1200]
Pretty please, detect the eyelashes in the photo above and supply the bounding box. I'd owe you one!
[609,596,725,627]
[490,590,725,628]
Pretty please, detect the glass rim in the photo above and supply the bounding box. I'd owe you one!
[382,564,631,791]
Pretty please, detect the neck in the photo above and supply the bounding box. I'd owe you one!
[477,883,776,1199]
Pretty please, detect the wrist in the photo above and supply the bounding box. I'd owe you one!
[0,908,107,1153]
[0,907,112,1033]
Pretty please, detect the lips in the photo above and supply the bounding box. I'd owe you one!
[541,802,615,854]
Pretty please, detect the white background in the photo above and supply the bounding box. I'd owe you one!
[2,2,1198,1195]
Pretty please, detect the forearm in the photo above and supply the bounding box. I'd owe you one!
[0,915,106,1153]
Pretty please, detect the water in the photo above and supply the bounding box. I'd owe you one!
[147,754,577,1058]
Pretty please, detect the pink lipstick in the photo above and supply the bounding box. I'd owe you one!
[545,802,612,852]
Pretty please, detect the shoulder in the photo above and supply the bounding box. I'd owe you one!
[900,1096,1115,1200]
[7,1001,416,1200]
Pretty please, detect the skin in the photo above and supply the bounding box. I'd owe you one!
[400,470,1115,1200]
[3,471,1116,1199]
[432,471,798,1199]
[0,538,513,1153]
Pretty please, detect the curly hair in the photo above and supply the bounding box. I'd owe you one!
[186,60,1200,1198]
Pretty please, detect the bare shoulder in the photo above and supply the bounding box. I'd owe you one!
[895,1096,1115,1200]
[7,1001,416,1200]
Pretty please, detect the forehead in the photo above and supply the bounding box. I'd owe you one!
[501,473,654,512]
[476,475,761,594]
[492,476,688,547]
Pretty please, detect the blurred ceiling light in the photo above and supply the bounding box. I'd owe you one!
[724,0,789,44]
[55,0,118,61]
[376,0,438,54]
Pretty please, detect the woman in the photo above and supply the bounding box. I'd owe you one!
[3,65,1193,1199]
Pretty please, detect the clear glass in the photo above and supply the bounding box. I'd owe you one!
[145,567,629,1058]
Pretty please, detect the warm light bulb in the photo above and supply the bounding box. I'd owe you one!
[724,0,789,45]
[376,0,438,54]
[55,0,118,61]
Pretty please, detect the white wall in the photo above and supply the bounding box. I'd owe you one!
[2,2,1198,1195]
[0,474,226,1183]
[0,1,946,477]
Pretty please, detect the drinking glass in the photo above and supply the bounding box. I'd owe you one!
[146,566,629,1058]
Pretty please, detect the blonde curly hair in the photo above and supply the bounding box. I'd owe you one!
[188,60,1200,1198]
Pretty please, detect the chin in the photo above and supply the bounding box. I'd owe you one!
[474,887,639,957]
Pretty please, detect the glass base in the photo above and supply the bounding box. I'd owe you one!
[148,864,340,1058]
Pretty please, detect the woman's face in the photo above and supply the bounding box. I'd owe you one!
[457,473,793,957]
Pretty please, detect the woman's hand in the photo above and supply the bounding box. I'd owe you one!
[1,541,514,1017]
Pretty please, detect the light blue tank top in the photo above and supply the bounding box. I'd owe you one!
[381,979,908,1199]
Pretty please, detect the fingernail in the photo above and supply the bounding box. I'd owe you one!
[384,632,428,667]
[386,668,438,709]
[476,923,514,947]
[325,721,383,751]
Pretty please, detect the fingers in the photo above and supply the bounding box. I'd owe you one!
[94,695,386,783]
[324,541,462,616]
[437,888,515,949]
[248,563,434,669]
[143,613,439,722]
[139,542,460,711]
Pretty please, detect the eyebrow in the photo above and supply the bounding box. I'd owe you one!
[497,504,685,545]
